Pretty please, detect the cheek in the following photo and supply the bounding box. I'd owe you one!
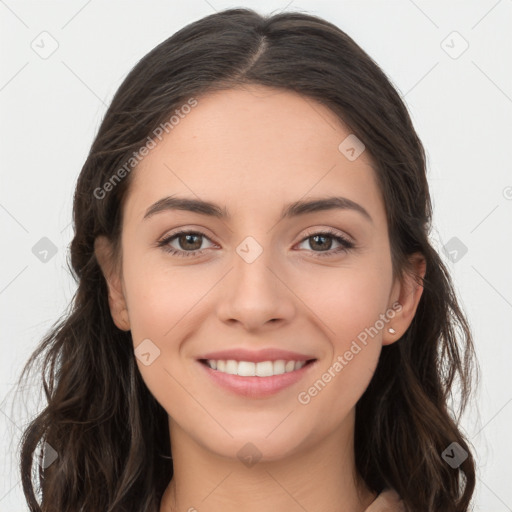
[122,258,202,420]
[122,254,208,340]
[296,262,391,406]
[294,275,389,426]
[121,257,213,409]
[306,260,393,342]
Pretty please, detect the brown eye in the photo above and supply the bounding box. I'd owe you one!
[297,230,354,258]
[308,234,334,251]
[158,230,214,257]
[176,233,203,251]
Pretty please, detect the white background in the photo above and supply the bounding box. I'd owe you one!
[1,1,511,510]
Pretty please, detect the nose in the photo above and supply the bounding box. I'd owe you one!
[216,241,296,332]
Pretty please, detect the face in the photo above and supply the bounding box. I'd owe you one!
[97,84,422,462]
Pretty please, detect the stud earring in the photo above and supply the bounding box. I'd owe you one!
[388,327,396,334]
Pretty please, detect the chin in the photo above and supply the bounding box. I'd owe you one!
[193,425,310,464]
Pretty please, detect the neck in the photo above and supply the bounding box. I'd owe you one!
[160,410,377,512]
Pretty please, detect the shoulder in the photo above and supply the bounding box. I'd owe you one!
[364,488,406,512]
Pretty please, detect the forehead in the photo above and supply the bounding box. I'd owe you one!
[124,85,384,226]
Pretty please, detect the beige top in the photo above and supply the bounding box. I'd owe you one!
[160,486,405,511]
[365,489,405,511]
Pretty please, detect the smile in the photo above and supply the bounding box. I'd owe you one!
[201,359,314,377]
[198,358,317,398]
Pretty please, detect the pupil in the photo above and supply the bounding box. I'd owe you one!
[312,235,331,251]
[181,234,201,250]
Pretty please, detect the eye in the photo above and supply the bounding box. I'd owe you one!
[296,228,355,258]
[157,230,215,258]
[157,228,355,259]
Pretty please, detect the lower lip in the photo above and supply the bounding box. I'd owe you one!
[197,360,317,398]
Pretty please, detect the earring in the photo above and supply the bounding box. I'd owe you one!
[388,327,396,334]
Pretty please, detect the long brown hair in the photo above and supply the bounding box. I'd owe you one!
[16,8,477,511]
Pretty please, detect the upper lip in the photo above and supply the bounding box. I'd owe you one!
[197,348,316,363]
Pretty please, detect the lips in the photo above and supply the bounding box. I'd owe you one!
[197,347,316,363]
[195,347,318,398]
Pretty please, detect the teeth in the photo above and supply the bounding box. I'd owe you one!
[205,359,308,377]
[285,361,295,372]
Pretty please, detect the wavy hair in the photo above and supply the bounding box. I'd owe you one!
[16,7,477,511]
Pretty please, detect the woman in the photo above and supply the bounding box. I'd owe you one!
[18,8,476,512]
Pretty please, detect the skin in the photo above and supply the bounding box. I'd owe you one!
[95,84,426,512]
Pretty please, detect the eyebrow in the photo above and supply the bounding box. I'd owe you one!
[143,195,373,223]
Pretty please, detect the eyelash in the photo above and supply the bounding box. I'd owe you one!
[157,228,355,259]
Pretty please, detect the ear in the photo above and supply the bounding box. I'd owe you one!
[94,235,131,331]
[383,252,426,346]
